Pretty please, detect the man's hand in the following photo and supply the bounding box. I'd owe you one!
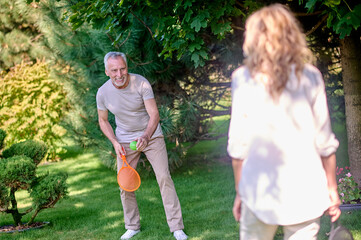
[135,134,149,152]
[112,140,126,159]
[233,194,242,222]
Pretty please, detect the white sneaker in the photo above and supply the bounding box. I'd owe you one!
[173,230,188,240]
[120,229,140,239]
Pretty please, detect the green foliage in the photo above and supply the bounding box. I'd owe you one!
[0,0,51,71]
[0,182,10,211]
[23,0,234,170]
[0,61,68,159]
[63,0,238,68]
[302,0,361,38]
[0,128,6,149]
[30,172,68,210]
[176,99,203,142]
[337,166,361,204]
[0,130,68,226]
[1,139,48,165]
[0,155,36,189]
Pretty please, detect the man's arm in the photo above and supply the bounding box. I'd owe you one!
[135,98,160,151]
[98,109,124,158]
[321,153,341,222]
[232,158,243,222]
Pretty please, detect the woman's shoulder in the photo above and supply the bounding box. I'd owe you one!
[231,66,250,78]
[231,66,252,86]
[302,64,324,86]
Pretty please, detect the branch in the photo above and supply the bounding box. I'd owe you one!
[294,11,323,17]
[231,24,244,31]
[28,195,62,225]
[129,9,154,40]
[201,108,231,117]
[305,14,328,36]
[118,30,132,48]
[126,55,154,66]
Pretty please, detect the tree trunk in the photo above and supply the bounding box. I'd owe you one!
[10,188,22,226]
[340,32,361,186]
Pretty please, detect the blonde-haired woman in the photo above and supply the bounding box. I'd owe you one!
[228,4,341,239]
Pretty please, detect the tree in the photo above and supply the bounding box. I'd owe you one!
[0,0,50,72]
[27,0,360,177]
[301,0,361,187]
[0,129,68,227]
[22,0,238,169]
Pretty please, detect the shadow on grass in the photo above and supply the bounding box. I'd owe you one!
[57,145,86,160]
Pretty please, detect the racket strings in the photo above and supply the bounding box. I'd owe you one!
[118,167,141,192]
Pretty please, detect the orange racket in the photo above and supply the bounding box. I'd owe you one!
[117,153,141,192]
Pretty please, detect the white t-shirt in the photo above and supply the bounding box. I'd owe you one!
[227,64,339,225]
[96,73,163,142]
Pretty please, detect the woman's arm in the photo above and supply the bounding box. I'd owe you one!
[321,153,341,222]
[232,158,243,221]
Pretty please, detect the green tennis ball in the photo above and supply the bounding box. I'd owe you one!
[130,141,137,151]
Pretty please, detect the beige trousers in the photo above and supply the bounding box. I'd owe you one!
[118,136,184,233]
[240,203,320,240]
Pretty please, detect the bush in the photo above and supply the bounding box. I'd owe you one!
[0,128,6,149]
[0,61,69,160]
[0,155,36,189]
[337,166,361,204]
[0,182,10,211]
[0,129,68,226]
[2,140,47,165]
[31,172,68,210]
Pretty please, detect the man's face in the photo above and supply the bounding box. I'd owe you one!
[105,56,129,88]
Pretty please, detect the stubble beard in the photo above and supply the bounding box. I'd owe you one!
[112,75,128,88]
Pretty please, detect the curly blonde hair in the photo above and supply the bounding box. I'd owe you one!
[243,4,314,99]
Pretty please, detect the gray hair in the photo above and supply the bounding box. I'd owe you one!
[104,52,127,70]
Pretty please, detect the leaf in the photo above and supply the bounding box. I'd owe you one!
[326,12,335,28]
[305,0,319,11]
[191,16,207,32]
[190,17,203,32]
[184,9,193,23]
[184,0,193,8]
[172,39,186,49]
[211,21,231,35]
[189,42,201,52]
[198,50,208,60]
[354,4,361,18]
[191,52,200,64]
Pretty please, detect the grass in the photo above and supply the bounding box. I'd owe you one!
[0,144,238,240]
[1,117,359,240]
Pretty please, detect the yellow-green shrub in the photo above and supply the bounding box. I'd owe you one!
[0,60,69,159]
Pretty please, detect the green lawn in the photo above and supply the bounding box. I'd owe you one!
[1,118,360,240]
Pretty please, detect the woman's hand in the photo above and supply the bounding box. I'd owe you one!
[233,194,242,222]
[326,188,341,222]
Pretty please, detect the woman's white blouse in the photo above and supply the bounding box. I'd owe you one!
[227,64,339,225]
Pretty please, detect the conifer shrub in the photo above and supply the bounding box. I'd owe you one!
[0,156,36,189]
[0,129,68,227]
[2,140,47,165]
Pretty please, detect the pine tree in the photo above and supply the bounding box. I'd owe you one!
[0,0,50,72]
[29,0,236,169]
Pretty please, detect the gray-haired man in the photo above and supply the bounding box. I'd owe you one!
[96,52,188,240]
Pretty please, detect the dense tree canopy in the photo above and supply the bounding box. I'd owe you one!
[20,0,361,178]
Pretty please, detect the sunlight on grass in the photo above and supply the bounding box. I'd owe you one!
[74,202,84,208]
[1,124,359,240]
[15,190,32,210]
